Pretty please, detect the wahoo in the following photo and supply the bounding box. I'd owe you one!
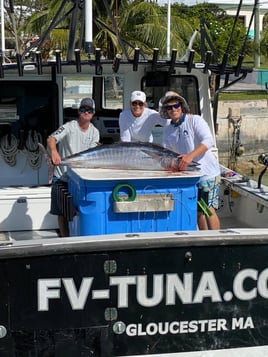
[38,142,199,180]
[59,142,199,171]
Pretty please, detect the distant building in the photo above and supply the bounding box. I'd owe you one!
[159,1,268,33]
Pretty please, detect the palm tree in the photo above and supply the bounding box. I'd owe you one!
[23,0,73,60]
[7,0,195,62]
[95,0,194,60]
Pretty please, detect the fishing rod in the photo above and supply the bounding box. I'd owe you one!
[235,0,258,76]
[220,0,243,74]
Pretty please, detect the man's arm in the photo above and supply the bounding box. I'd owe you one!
[47,136,61,165]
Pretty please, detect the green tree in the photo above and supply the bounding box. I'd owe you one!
[261,12,268,62]
[172,3,248,64]
[4,0,45,53]
[3,0,253,65]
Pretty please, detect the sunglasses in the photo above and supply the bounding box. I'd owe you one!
[165,103,181,111]
[79,107,94,113]
[131,101,144,107]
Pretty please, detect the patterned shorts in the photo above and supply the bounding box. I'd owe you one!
[197,178,219,210]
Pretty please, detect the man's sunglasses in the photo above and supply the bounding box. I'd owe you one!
[131,101,144,107]
[79,107,94,113]
[165,102,181,111]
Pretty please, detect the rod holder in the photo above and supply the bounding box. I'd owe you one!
[16,53,23,76]
[95,48,102,75]
[74,49,81,73]
[35,51,42,75]
[133,48,140,71]
[113,54,121,73]
[152,48,159,72]
[55,50,62,74]
[169,49,177,73]
[187,50,195,73]
[235,54,244,77]
[203,51,212,73]
[0,56,4,78]
[220,53,228,75]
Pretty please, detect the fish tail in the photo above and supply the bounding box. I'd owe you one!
[38,143,54,184]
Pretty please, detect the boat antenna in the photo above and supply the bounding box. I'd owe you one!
[220,0,243,74]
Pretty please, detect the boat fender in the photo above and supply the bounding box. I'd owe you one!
[112,183,136,202]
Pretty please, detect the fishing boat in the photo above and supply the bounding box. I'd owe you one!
[0,0,268,356]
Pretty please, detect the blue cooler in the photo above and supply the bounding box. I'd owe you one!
[67,168,200,236]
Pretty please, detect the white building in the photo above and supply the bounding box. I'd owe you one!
[207,0,268,33]
[159,1,268,32]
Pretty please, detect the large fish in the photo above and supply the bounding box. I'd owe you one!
[39,142,199,183]
[60,142,199,171]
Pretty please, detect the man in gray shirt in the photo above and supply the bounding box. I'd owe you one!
[47,97,100,236]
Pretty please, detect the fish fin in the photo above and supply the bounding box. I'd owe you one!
[38,143,54,184]
[140,149,160,159]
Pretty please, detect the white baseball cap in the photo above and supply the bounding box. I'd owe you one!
[130,90,146,103]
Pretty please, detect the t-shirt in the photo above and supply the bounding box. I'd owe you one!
[162,114,220,180]
[50,120,100,179]
[119,107,170,142]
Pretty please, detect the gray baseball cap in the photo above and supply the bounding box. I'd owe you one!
[80,97,95,109]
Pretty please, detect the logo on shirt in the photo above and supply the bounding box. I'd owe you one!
[52,126,65,136]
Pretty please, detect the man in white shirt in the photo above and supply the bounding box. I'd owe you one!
[160,91,220,230]
[119,90,169,142]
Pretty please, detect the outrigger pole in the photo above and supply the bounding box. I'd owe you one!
[220,0,243,74]
[235,0,259,76]
[84,0,93,55]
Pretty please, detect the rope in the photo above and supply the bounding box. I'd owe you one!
[0,134,18,166]
[25,130,43,170]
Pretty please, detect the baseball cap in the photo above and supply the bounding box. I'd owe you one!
[80,97,95,109]
[130,90,146,103]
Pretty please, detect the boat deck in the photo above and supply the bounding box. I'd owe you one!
[0,216,252,244]
[1,169,268,243]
